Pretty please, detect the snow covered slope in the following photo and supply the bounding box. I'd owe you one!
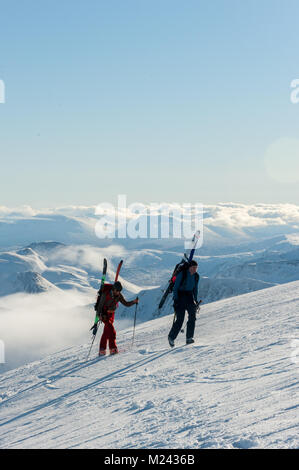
[0,281,298,449]
[0,243,146,296]
[0,249,57,295]
[2,232,299,300]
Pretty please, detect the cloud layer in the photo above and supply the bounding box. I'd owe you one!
[0,202,299,250]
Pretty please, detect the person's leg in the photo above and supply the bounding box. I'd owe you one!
[107,323,118,353]
[186,301,197,342]
[99,322,109,355]
[168,305,185,341]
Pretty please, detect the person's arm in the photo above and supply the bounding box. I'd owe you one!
[119,293,138,307]
[173,271,183,301]
[193,274,200,302]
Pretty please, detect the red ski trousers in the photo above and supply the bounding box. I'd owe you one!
[99,311,117,352]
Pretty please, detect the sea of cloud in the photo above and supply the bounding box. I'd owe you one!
[1,202,299,230]
[0,289,133,373]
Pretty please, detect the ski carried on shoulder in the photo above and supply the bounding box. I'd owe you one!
[94,257,108,324]
[186,230,201,264]
[156,230,200,314]
[87,257,108,360]
[87,258,124,360]
[92,258,123,326]
[115,259,123,282]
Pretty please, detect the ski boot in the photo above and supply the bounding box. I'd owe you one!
[110,348,119,355]
[186,338,195,345]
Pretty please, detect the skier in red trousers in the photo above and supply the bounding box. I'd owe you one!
[93,281,138,355]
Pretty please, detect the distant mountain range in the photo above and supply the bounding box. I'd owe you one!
[1,231,299,316]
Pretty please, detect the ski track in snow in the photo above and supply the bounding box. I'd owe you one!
[0,282,298,449]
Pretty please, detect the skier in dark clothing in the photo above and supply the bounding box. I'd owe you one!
[92,281,138,355]
[168,260,200,347]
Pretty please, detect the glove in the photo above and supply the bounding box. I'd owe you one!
[90,323,98,336]
[134,297,139,304]
[173,299,179,310]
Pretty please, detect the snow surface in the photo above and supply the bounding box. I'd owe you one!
[0,281,298,449]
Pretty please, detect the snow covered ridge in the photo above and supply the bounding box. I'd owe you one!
[0,281,298,449]
[1,232,299,299]
[0,243,141,296]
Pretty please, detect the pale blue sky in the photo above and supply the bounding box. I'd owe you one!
[0,0,299,207]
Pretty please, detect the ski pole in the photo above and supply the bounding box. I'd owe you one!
[132,299,138,347]
[87,334,96,360]
[86,321,100,360]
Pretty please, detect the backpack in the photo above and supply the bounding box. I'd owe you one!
[95,284,119,313]
[179,266,199,289]
[169,261,198,292]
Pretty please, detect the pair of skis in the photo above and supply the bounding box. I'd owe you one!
[156,230,201,314]
[93,258,123,324]
[87,258,123,360]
